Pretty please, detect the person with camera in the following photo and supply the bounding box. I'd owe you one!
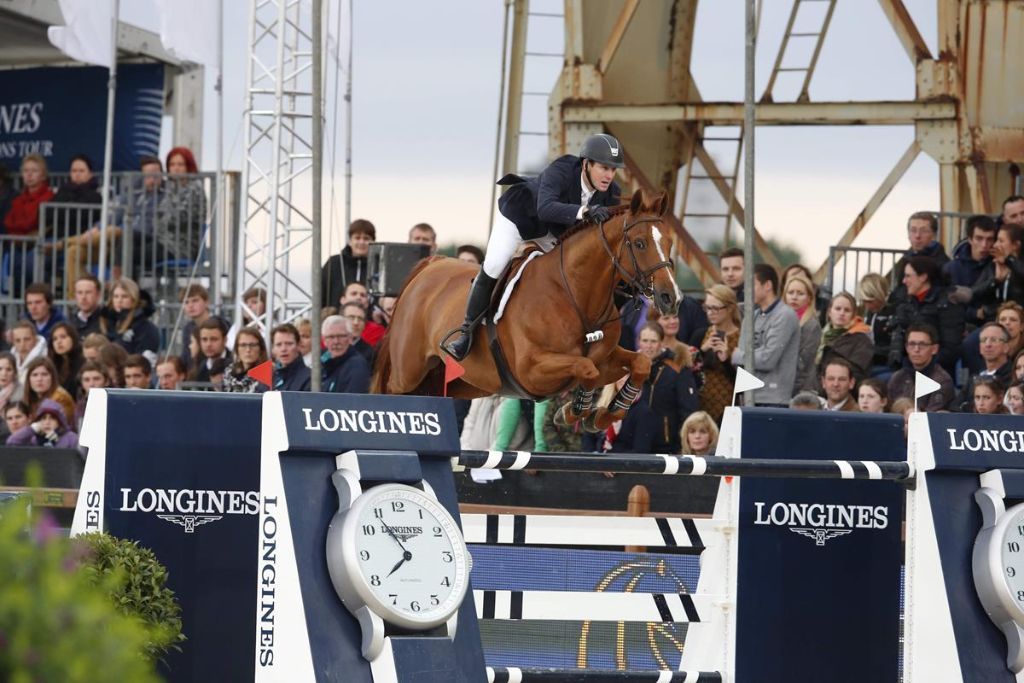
[6,398,78,449]
[697,284,740,423]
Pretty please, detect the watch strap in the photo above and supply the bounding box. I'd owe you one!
[370,635,462,683]
[336,450,424,485]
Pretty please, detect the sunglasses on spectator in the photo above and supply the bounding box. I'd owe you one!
[980,336,1009,344]
[702,304,726,313]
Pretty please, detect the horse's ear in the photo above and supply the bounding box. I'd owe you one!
[655,192,669,216]
[629,188,644,215]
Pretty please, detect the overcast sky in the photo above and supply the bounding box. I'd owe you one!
[121,0,941,273]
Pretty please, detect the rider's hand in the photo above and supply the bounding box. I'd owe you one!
[587,205,611,224]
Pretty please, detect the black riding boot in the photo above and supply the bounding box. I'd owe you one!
[443,271,497,360]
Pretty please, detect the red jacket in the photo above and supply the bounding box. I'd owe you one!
[4,184,54,235]
[362,321,386,347]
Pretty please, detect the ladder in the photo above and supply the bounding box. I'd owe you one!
[761,0,838,103]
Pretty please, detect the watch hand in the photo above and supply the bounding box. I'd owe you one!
[386,550,413,578]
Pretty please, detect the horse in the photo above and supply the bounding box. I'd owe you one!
[372,188,680,429]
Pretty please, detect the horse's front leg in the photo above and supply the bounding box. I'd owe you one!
[590,347,651,431]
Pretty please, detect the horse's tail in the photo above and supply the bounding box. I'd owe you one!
[370,255,447,395]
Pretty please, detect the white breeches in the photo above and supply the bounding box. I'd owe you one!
[482,216,556,279]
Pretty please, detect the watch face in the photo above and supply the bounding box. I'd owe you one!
[1000,504,1024,619]
[346,483,469,628]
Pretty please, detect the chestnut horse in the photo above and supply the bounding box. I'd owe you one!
[373,189,679,428]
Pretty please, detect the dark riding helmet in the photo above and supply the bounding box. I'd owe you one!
[579,133,624,169]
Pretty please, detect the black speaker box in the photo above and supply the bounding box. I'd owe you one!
[367,242,431,296]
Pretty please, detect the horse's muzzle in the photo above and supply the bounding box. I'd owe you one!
[655,288,678,315]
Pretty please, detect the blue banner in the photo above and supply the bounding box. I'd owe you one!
[0,64,163,173]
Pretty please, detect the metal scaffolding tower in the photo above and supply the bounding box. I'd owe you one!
[236,0,316,334]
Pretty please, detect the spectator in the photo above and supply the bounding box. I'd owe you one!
[72,274,103,337]
[1014,348,1024,384]
[49,153,102,231]
[0,352,23,419]
[99,278,160,366]
[320,315,371,394]
[159,146,207,262]
[816,292,873,383]
[675,295,710,348]
[973,376,1008,415]
[889,256,964,373]
[322,218,375,308]
[1002,195,1024,226]
[11,321,47,383]
[783,272,822,393]
[789,391,823,410]
[969,222,1024,326]
[958,322,1014,412]
[341,281,371,310]
[698,284,740,423]
[0,164,13,225]
[732,264,799,407]
[891,211,950,299]
[23,357,75,426]
[271,323,310,391]
[1007,381,1024,415]
[819,358,859,412]
[207,358,230,390]
[780,263,814,292]
[23,283,66,339]
[888,323,956,412]
[190,317,232,383]
[124,355,152,389]
[456,245,485,264]
[98,342,127,388]
[719,247,745,302]
[297,318,313,367]
[75,361,108,429]
[681,411,719,455]
[3,401,30,444]
[223,327,268,393]
[155,355,188,390]
[81,332,109,362]
[6,398,78,449]
[857,378,889,413]
[945,215,995,290]
[341,302,375,363]
[615,322,698,454]
[650,309,690,371]
[48,322,83,399]
[4,154,54,236]
[228,286,267,349]
[998,302,1024,360]
[179,284,212,367]
[857,273,896,377]
[373,296,397,330]
[408,223,437,254]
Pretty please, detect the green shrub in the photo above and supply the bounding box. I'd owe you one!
[76,532,186,662]
[0,498,161,683]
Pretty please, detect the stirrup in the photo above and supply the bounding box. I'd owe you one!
[440,324,473,360]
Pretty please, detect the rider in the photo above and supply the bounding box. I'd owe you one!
[443,133,624,360]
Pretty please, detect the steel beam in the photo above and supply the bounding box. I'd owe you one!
[875,0,932,63]
[596,0,640,74]
[501,0,529,176]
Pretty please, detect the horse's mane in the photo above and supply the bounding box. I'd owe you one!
[554,203,632,245]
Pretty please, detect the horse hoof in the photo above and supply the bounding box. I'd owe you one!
[591,409,621,432]
[555,405,575,427]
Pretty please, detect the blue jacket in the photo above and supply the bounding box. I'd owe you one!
[24,307,67,340]
[274,356,310,392]
[321,347,371,394]
[943,239,990,289]
[497,155,620,240]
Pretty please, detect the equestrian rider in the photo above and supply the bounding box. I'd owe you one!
[443,133,624,360]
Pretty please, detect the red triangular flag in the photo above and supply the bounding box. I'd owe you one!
[443,356,466,397]
[248,360,274,387]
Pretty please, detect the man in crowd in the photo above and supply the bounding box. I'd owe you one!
[193,318,232,383]
[341,302,375,363]
[321,218,375,308]
[320,315,371,394]
[408,223,437,254]
[732,264,799,407]
[124,355,153,389]
[72,274,102,337]
[1002,195,1024,226]
[958,321,1013,411]
[945,215,995,290]
[819,359,859,412]
[719,247,745,302]
[155,356,187,390]
[963,222,1024,372]
[456,245,484,265]
[24,283,65,339]
[342,282,385,346]
[887,323,955,411]
[272,323,310,391]
[180,284,212,367]
[891,212,949,300]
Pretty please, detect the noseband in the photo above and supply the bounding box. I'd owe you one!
[598,215,673,299]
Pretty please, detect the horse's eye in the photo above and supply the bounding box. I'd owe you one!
[634,239,646,249]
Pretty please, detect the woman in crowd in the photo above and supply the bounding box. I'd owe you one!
[11,321,47,383]
[6,398,78,449]
[1013,349,1024,384]
[22,357,76,427]
[649,309,689,370]
[4,401,30,444]
[48,322,84,398]
[997,302,1024,360]
[0,352,23,416]
[681,411,719,456]
[297,318,313,367]
[98,343,127,388]
[4,154,54,236]
[50,154,102,232]
[1006,381,1024,416]
[973,377,1008,415]
[889,256,965,373]
[613,322,698,454]
[697,284,740,423]
[817,292,874,383]
[857,378,889,413]
[159,147,207,261]
[224,327,269,393]
[100,278,160,365]
[857,273,895,377]
[75,361,108,430]
[82,333,109,362]
[783,272,822,393]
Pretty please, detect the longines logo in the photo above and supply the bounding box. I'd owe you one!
[753,501,888,547]
[947,427,1024,453]
[301,408,442,436]
[119,488,260,534]
[385,525,423,542]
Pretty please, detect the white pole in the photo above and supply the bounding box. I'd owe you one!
[213,0,225,309]
[311,0,323,391]
[742,0,756,375]
[97,0,119,291]
[343,0,353,246]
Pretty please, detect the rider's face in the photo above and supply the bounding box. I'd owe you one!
[585,161,616,193]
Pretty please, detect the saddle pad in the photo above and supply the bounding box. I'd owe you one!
[494,250,543,323]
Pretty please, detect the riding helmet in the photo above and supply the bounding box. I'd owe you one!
[579,133,624,169]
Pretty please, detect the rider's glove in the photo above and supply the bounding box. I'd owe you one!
[587,205,611,223]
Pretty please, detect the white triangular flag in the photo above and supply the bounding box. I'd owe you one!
[914,371,941,408]
[47,0,115,68]
[732,366,765,405]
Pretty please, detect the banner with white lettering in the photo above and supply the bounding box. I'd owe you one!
[735,409,905,683]
[930,412,1024,471]
[0,64,162,172]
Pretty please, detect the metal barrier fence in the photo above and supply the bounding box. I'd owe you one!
[822,245,905,299]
